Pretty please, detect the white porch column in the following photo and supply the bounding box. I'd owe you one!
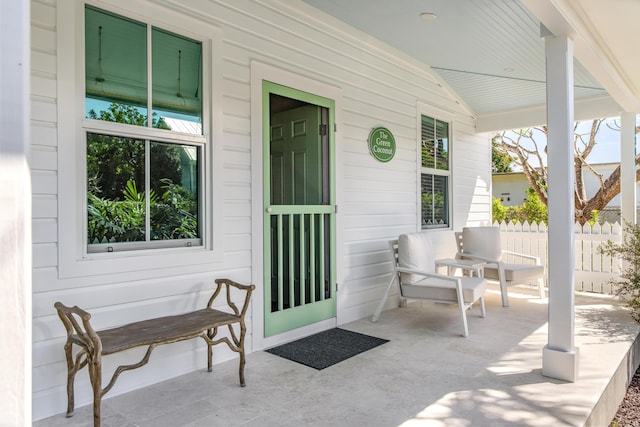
[620,112,637,227]
[0,0,32,425]
[541,28,579,382]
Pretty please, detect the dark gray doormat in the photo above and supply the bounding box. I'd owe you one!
[265,328,389,370]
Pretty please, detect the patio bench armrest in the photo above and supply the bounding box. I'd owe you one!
[502,250,541,265]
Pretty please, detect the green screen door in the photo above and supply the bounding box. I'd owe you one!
[263,82,336,337]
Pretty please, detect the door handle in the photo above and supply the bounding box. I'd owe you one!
[266,207,272,213]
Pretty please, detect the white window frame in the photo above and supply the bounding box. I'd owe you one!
[417,102,453,230]
[57,0,224,278]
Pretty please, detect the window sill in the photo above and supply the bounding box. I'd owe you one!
[58,244,222,280]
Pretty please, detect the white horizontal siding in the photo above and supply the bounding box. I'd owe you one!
[31,96,56,123]
[30,4,59,347]
[31,0,490,420]
[30,122,57,147]
[31,170,57,194]
[32,219,57,243]
[452,130,492,229]
[30,146,56,171]
[32,195,56,219]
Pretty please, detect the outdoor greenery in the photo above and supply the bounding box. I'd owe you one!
[491,137,513,173]
[421,116,449,171]
[492,187,548,224]
[492,187,602,226]
[88,178,198,243]
[421,139,449,170]
[87,102,198,244]
[601,223,640,322]
[421,191,446,226]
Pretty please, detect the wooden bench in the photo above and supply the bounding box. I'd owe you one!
[54,278,255,427]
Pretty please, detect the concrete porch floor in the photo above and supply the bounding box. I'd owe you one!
[35,285,640,427]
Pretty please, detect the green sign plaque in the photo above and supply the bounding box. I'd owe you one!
[368,127,396,162]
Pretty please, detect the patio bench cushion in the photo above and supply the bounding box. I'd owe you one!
[401,276,486,303]
[483,263,545,282]
[398,231,436,282]
[461,227,503,260]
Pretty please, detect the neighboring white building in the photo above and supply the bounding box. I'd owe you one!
[493,171,533,206]
[3,0,640,423]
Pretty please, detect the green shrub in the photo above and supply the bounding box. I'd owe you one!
[601,222,640,322]
[492,188,548,225]
[520,187,547,224]
[492,197,507,223]
[87,192,145,243]
[88,179,198,243]
[150,179,198,240]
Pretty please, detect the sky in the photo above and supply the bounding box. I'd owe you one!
[574,117,637,164]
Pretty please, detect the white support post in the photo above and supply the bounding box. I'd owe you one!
[620,112,637,228]
[0,1,32,425]
[541,28,579,382]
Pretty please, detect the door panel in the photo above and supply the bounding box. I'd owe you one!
[270,105,321,205]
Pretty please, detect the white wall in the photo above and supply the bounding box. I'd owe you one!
[493,173,531,206]
[31,0,491,420]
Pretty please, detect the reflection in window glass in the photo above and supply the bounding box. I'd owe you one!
[421,115,449,171]
[421,114,450,229]
[87,133,201,249]
[421,174,449,228]
[421,116,434,168]
[435,121,449,171]
[152,28,203,134]
[85,6,148,123]
[87,133,146,243]
[85,6,203,134]
[150,142,200,240]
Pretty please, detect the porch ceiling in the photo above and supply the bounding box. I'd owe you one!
[301,0,640,132]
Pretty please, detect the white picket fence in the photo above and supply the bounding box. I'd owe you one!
[490,220,623,295]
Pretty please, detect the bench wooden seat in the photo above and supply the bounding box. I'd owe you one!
[97,308,241,355]
[54,278,255,427]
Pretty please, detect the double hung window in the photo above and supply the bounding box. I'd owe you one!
[420,115,450,229]
[84,6,204,252]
